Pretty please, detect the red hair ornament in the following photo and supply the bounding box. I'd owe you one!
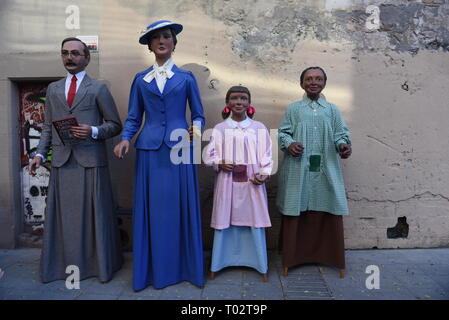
[221,105,256,119]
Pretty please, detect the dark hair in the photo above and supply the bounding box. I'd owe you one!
[225,86,251,104]
[147,28,178,52]
[61,37,90,58]
[300,66,327,85]
[222,86,254,119]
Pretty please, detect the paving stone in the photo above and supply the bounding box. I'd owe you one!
[158,281,203,300]
[426,275,449,291]
[401,249,449,265]
[242,283,284,300]
[75,293,120,300]
[0,263,41,289]
[1,248,449,300]
[207,267,243,285]
[201,284,244,300]
[242,268,277,285]
[415,264,449,276]
[285,291,333,300]
[399,286,449,300]
[0,249,40,269]
[333,287,417,300]
[118,286,162,300]
[80,278,128,296]
[117,293,160,300]
[2,287,80,300]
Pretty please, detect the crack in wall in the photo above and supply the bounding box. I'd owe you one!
[366,135,403,154]
[347,191,449,203]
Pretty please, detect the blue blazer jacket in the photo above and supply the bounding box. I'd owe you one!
[121,65,205,150]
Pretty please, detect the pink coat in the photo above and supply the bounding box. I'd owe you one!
[204,117,272,229]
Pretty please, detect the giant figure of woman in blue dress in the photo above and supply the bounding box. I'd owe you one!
[114,20,205,290]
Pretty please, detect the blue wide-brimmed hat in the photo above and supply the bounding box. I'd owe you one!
[139,20,183,45]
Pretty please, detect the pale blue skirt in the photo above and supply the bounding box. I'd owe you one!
[211,226,268,274]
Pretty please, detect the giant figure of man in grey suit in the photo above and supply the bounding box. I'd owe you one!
[29,38,123,283]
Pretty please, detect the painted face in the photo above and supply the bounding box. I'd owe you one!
[301,69,326,98]
[149,28,175,59]
[61,40,89,74]
[228,92,250,119]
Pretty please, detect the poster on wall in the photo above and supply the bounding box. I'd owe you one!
[76,35,98,52]
[19,82,52,235]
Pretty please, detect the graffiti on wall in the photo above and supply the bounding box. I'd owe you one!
[19,83,51,234]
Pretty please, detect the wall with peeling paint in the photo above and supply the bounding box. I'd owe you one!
[1,0,448,249]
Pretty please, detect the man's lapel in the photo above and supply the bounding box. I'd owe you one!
[54,78,69,110]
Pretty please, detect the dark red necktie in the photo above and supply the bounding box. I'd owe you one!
[67,75,77,107]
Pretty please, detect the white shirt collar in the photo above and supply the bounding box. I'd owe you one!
[225,116,252,129]
[65,71,86,98]
[143,58,175,83]
[67,70,86,82]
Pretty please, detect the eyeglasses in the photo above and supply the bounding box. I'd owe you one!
[61,50,85,58]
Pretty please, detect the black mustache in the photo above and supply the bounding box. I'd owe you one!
[66,62,76,66]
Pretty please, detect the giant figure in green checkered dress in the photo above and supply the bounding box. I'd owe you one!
[276,68,352,216]
[276,67,352,276]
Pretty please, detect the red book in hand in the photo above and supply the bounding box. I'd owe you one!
[232,164,248,182]
[52,117,79,146]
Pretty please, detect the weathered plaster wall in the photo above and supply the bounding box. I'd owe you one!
[1,0,448,249]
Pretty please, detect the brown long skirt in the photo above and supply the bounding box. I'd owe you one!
[279,211,345,270]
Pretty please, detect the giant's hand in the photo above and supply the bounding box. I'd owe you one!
[28,157,42,176]
[71,124,93,139]
[339,143,352,159]
[188,125,201,142]
[218,163,235,172]
[250,174,269,185]
[287,142,304,157]
[114,140,130,159]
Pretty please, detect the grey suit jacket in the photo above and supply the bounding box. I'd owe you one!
[36,75,122,167]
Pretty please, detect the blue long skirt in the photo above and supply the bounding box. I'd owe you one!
[132,144,204,290]
[211,226,268,274]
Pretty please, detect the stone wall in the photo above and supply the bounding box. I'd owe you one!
[1,0,448,249]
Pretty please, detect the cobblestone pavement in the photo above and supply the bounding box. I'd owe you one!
[0,248,448,300]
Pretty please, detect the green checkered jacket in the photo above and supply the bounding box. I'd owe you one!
[276,96,351,216]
